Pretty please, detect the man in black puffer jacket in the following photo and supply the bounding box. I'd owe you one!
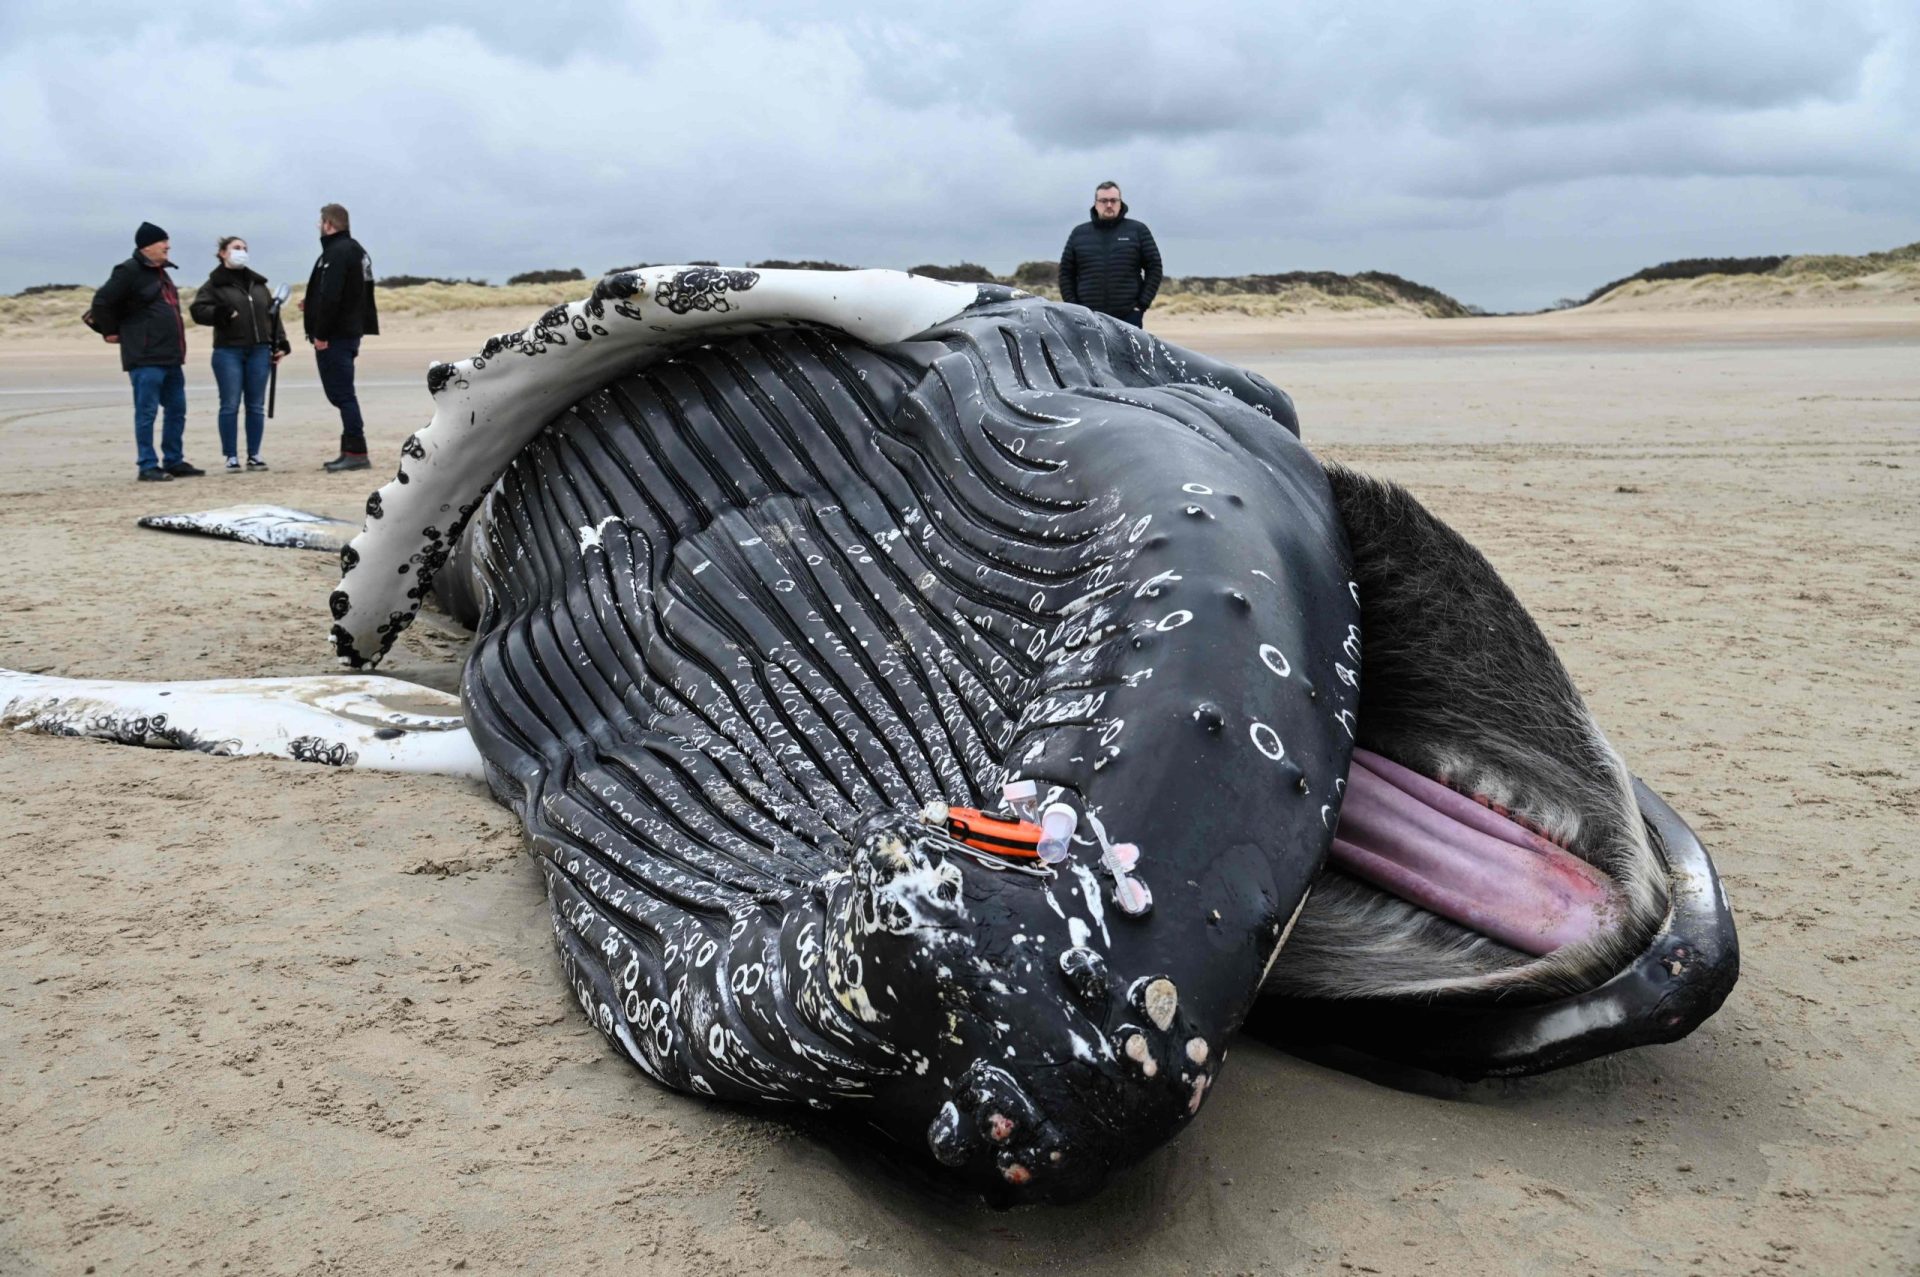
[303,202,380,472]
[88,222,205,482]
[1059,182,1163,327]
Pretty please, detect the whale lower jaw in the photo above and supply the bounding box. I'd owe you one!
[1262,467,1706,1021]
[1252,778,1738,1081]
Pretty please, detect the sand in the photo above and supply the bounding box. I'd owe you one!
[1,301,1916,1276]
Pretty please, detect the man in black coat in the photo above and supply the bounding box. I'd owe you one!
[303,202,380,472]
[1059,182,1163,327]
[87,222,205,481]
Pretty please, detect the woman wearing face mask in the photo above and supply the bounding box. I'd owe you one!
[189,236,291,472]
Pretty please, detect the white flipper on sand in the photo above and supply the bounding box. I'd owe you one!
[0,670,484,779]
[138,505,360,552]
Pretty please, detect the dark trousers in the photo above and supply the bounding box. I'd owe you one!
[128,364,187,472]
[314,335,365,453]
[211,343,272,460]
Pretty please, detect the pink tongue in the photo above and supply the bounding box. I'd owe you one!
[1330,749,1616,956]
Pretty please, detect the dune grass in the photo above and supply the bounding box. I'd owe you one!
[0,279,595,337]
[1582,242,1920,307]
[12,241,1914,338]
[0,272,1454,339]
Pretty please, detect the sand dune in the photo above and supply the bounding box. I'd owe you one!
[1582,242,1920,312]
[11,243,1916,349]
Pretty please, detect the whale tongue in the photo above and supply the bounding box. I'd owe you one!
[1330,749,1615,956]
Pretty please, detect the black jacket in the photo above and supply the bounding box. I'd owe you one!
[303,231,379,341]
[1059,203,1163,316]
[189,266,292,352]
[88,254,187,371]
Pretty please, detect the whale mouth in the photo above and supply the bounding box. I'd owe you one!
[1266,468,1672,1004]
[1333,747,1619,959]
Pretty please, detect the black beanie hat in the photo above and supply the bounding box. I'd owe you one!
[134,222,168,249]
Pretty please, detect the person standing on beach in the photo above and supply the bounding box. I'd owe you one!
[1059,182,1162,328]
[190,236,291,473]
[87,222,205,482]
[303,203,379,473]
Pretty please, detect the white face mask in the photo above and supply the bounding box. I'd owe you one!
[225,248,249,268]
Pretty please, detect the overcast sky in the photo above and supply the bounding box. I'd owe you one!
[3,0,1915,311]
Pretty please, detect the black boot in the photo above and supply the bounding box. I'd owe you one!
[163,460,206,477]
[322,453,371,473]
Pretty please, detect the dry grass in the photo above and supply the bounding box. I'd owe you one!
[0,286,93,333]
[361,281,586,316]
[1585,242,1920,311]
[0,275,1446,343]
[1016,283,1448,318]
[1778,241,1920,279]
[1150,289,1439,318]
[0,280,592,342]
[14,241,1915,342]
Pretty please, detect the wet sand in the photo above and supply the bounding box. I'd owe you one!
[1,305,1915,1275]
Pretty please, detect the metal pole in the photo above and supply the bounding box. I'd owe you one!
[267,284,290,419]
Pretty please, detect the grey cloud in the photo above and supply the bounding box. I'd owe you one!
[0,0,627,64]
[852,4,1331,146]
[1,1,1914,313]
[1415,0,1881,123]
[845,0,1893,144]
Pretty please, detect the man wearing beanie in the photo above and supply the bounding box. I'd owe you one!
[87,222,204,481]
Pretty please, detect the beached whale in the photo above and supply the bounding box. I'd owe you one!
[2,268,1736,1203]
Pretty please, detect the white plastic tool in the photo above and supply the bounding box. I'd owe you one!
[1035,802,1077,864]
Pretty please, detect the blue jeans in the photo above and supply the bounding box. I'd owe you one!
[128,364,187,472]
[211,343,273,459]
[314,335,365,453]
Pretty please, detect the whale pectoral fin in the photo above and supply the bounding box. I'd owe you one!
[0,669,485,781]
[331,268,985,669]
[137,505,360,552]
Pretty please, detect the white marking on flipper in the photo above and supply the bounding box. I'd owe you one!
[138,505,359,552]
[0,670,485,779]
[333,268,981,667]
[578,515,625,553]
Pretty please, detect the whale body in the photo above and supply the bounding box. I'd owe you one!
[4,268,1738,1204]
[329,270,1735,1200]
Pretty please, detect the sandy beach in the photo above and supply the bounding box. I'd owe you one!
[1,300,1915,1275]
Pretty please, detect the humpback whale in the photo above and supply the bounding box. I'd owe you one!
[1,267,1737,1204]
